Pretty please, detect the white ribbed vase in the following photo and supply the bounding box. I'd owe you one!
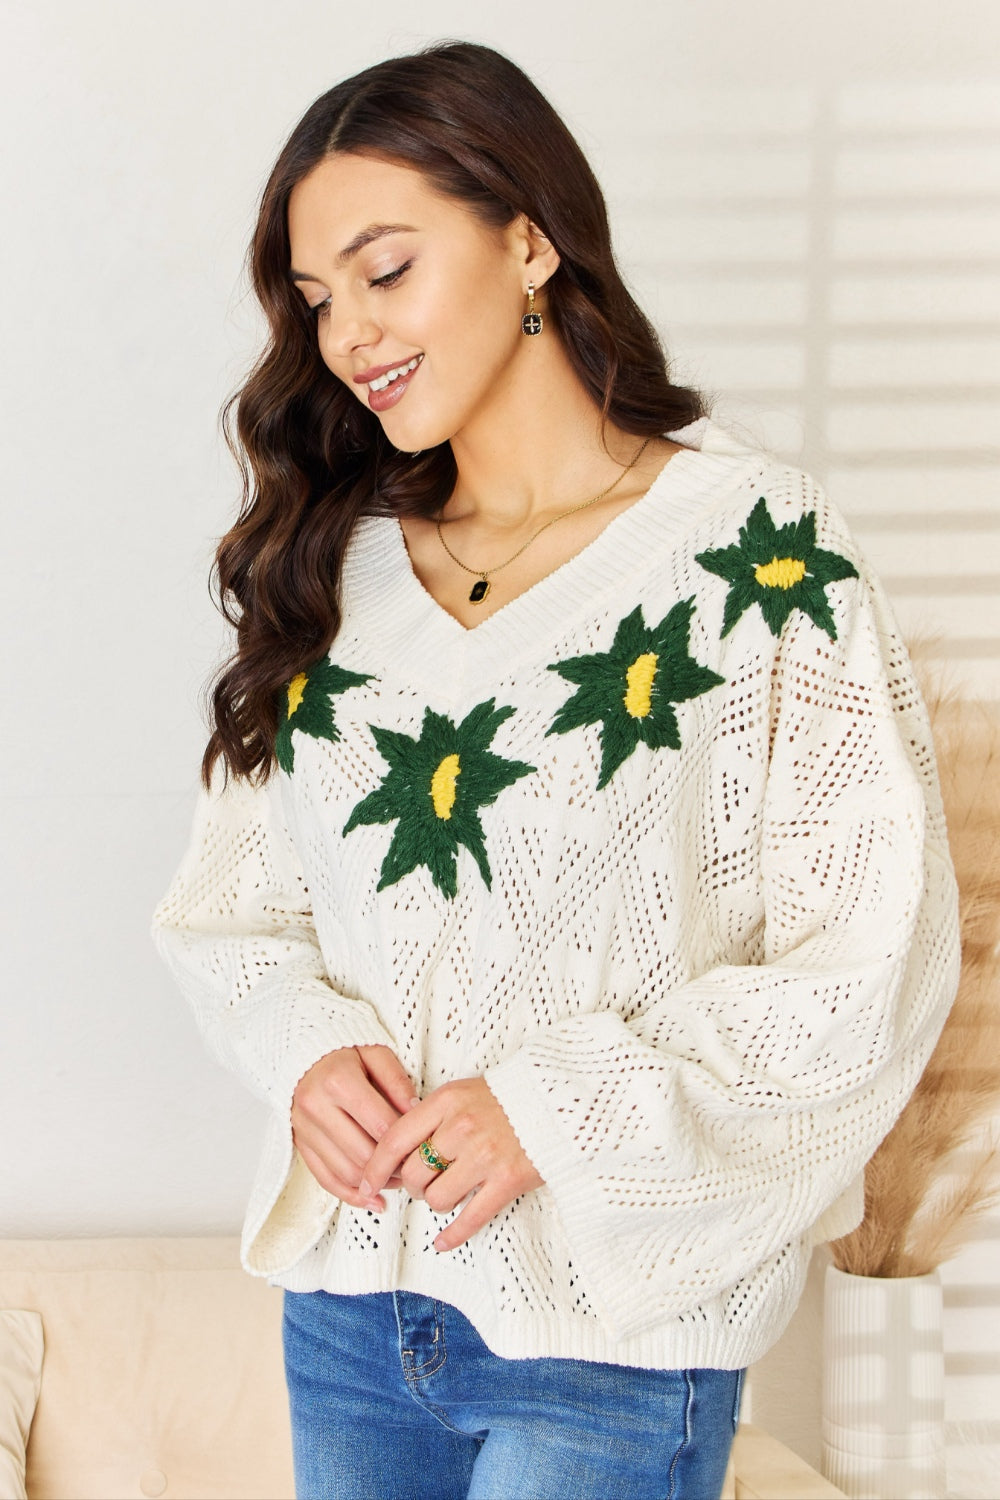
[822,1265,945,1499]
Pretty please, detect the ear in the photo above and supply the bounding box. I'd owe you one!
[510,214,561,289]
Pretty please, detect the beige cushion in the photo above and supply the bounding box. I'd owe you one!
[0,1238,293,1500]
[0,1310,43,1500]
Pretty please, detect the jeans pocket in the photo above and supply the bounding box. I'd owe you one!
[731,1368,746,1433]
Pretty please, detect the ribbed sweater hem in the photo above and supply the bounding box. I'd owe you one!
[268,1229,810,1371]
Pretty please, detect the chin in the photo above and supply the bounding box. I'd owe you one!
[378,409,458,455]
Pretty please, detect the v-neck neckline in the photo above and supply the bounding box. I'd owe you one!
[394,445,697,631]
[342,442,723,684]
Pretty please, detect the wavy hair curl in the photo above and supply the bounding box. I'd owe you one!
[203,40,703,785]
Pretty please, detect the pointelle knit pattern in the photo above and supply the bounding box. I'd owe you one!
[153,420,960,1371]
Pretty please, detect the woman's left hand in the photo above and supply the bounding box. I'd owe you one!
[359,1077,544,1252]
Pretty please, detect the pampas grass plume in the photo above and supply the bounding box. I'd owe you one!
[830,664,1000,1278]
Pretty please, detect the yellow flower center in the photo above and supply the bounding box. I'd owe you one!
[754,556,807,590]
[624,652,658,718]
[287,672,308,717]
[430,753,461,819]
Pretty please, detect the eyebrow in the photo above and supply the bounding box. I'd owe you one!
[289,222,418,282]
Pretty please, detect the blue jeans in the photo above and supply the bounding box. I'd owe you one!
[283,1289,743,1500]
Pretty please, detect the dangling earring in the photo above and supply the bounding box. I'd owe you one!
[521,282,543,336]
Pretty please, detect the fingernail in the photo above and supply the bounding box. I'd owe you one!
[359,1179,372,1198]
[434,1234,447,1252]
[408,1097,421,1110]
[367,1197,385,1213]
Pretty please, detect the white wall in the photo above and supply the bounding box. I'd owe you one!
[2,0,998,1491]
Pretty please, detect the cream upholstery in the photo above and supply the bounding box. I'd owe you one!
[0,1239,292,1500]
[0,1238,842,1500]
[0,1310,43,1499]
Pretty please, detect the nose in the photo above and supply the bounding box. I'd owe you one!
[322,296,381,361]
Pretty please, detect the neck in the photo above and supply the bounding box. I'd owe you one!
[443,338,653,534]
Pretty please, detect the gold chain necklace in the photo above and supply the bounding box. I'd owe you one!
[435,438,651,605]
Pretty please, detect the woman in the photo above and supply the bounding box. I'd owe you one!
[154,41,959,1500]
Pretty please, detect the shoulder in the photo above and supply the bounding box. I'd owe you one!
[665,423,868,650]
[669,420,861,566]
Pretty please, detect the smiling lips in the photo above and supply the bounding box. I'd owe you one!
[357,353,424,413]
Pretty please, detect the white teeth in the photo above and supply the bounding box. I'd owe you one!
[369,355,422,392]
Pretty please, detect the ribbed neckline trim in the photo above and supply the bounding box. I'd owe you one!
[341,441,742,682]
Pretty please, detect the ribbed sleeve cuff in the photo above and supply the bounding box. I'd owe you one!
[227,977,397,1114]
[232,988,396,1277]
[484,1046,637,1340]
[485,1037,823,1343]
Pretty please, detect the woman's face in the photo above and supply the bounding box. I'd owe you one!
[287,153,546,453]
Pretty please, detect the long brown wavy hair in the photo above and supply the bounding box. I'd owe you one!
[203,40,704,786]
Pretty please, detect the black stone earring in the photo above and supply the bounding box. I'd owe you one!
[521,282,543,335]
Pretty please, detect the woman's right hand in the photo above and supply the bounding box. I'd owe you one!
[292,1044,418,1211]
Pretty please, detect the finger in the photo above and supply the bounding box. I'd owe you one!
[300,1104,386,1175]
[361,1102,442,1197]
[398,1154,436,1199]
[433,1180,510,1252]
[341,1069,410,1145]
[358,1044,420,1116]
[296,1140,386,1212]
[294,1109,406,1194]
[299,1058,404,1148]
[423,1160,478,1216]
[293,1116,371,1194]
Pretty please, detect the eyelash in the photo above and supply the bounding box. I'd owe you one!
[309,261,413,318]
[371,260,412,288]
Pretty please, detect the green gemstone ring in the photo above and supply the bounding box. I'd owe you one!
[417,1139,452,1173]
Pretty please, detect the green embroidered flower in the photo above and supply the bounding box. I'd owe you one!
[695,497,858,641]
[275,660,375,774]
[342,699,536,898]
[545,599,725,790]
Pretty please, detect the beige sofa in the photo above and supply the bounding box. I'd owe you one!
[0,1237,843,1499]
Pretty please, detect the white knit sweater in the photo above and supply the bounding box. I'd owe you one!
[153,421,959,1371]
